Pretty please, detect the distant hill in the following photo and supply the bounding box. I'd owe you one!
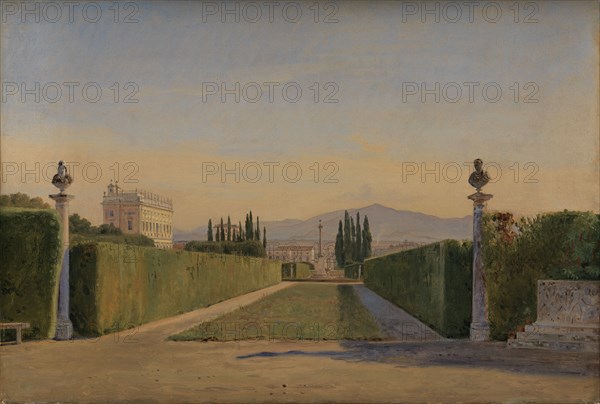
[174,204,472,243]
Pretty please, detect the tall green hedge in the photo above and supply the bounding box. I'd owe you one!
[281,262,313,279]
[484,210,600,340]
[0,207,62,339]
[363,240,472,338]
[70,242,281,335]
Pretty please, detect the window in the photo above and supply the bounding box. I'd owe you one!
[109,210,114,217]
[128,220,133,231]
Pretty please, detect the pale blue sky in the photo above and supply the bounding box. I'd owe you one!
[2,1,598,229]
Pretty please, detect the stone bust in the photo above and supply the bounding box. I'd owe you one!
[468,158,490,191]
[52,160,73,193]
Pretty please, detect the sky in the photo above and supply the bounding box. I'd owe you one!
[1,0,598,231]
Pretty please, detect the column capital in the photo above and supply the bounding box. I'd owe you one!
[468,191,493,206]
[49,193,75,203]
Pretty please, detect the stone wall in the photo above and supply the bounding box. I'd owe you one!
[536,280,599,326]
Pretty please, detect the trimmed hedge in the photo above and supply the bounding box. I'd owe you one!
[185,240,266,258]
[363,240,472,338]
[0,207,62,339]
[281,262,313,279]
[70,242,281,335]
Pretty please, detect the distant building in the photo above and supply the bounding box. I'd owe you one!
[269,245,315,263]
[101,182,174,249]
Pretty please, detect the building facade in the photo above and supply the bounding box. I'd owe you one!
[101,182,174,249]
[269,245,315,263]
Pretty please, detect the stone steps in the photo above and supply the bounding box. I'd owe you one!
[508,337,599,352]
[509,323,600,352]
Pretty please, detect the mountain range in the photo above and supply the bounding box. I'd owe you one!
[174,204,472,243]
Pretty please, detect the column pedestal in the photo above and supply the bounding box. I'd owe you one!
[468,191,492,341]
[49,193,74,340]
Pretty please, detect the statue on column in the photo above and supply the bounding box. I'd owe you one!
[468,158,490,192]
[51,161,74,194]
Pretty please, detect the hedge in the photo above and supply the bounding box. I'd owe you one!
[363,240,472,338]
[281,262,313,279]
[0,207,62,339]
[185,240,266,257]
[70,242,281,335]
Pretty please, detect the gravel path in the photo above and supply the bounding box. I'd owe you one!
[353,284,444,342]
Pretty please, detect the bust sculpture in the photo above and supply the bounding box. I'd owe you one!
[51,161,73,193]
[468,158,490,192]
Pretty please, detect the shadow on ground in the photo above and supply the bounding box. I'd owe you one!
[237,340,600,377]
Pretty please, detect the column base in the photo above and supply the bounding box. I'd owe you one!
[470,322,490,341]
[55,318,73,340]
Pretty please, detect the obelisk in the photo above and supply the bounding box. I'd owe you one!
[49,161,74,340]
[467,158,493,341]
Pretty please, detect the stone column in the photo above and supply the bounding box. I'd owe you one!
[468,191,492,341]
[49,193,74,340]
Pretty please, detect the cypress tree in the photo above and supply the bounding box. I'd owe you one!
[249,211,254,240]
[215,226,220,242]
[263,226,267,249]
[256,216,260,241]
[350,216,356,261]
[355,212,362,262]
[220,217,225,241]
[343,210,352,264]
[335,220,344,267]
[227,216,231,241]
[362,215,373,259]
[238,221,243,242]
[207,219,213,241]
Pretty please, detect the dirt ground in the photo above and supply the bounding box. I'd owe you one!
[1,282,598,403]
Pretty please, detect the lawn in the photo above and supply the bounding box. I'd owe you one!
[170,283,383,341]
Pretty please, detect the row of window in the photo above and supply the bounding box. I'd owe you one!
[142,221,172,236]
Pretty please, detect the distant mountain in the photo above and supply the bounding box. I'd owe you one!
[174,204,472,243]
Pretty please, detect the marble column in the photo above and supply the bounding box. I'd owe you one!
[468,191,492,341]
[49,193,74,340]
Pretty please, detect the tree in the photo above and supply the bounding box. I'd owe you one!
[69,213,93,234]
[207,219,213,241]
[0,192,50,209]
[98,223,122,235]
[355,212,362,262]
[248,211,254,240]
[343,210,352,264]
[350,216,356,261]
[215,226,220,242]
[227,216,231,241]
[263,226,267,249]
[362,215,373,259]
[335,220,344,267]
[220,217,225,241]
[238,220,244,241]
[256,216,260,241]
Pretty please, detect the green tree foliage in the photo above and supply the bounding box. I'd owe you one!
[256,216,260,241]
[263,226,267,249]
[220,217,225,241]
[69,213,93,234]
[355,212,362,262]
[227,216,231,241]
[335,220,344,267]
[207,219,213,241]
[0,192,51,209]
[184,240,266,257]
[484,210,600,340]
[362,215,372,259]
[343,210,352,264]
